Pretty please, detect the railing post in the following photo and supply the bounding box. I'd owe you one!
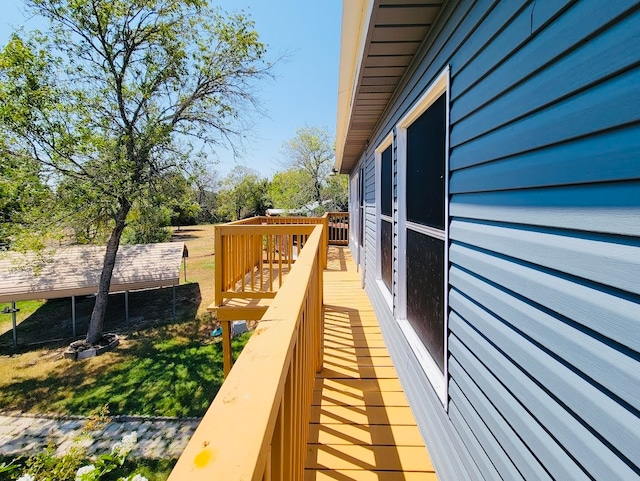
[316,246,324,373]
[214,225,223,308]
[222,321,233,376]
[322,214,329,269]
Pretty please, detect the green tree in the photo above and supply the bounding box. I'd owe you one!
[324,173,349,212]
[217,166,271,221]
[281,126,334,205]
[267,169,313,210]
[0,0,272,344]
[0,146,52,249]
[192,167,221,224]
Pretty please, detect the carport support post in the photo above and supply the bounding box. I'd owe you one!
[172,285,176,320]
[72,296,76,338]
[125,291,129,328]
[11,301,17,348]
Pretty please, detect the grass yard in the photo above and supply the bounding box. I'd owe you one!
[171,224,217,318]
[0,300,46,339]
[0,224,247,418]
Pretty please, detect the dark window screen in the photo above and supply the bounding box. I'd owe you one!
[381,145,392,217]
[406,229,444,373]
[406,94,446,230]
[381,219,392,292]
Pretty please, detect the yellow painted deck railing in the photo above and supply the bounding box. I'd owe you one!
[169,225,324,481]
[213,221,320,374]
[211,214,345,374]
[214,223,317,307]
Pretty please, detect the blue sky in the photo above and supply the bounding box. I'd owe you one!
[0,0,343,180]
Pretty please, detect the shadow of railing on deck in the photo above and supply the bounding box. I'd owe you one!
[306,303,404,478]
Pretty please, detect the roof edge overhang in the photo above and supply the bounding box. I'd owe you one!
[335,0,375,174]
[335,1,449,174]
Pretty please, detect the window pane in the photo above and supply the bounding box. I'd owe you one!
[381,219,393,292]
[381,145,392,217]
[406,93,446,230]
[406,229,444,373]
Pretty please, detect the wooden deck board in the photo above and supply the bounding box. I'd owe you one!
[306,445,434,471]
[305,470,438,481]
[306,246,437,480]
[323,352,395,366]
[308,423,425,446]
[312,389,411,407]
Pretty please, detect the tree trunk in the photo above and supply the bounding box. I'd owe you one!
[85,201,131,344]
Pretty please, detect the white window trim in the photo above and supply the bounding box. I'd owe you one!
[375,133,394,308]
[350,171,359,247]
[396,66,450,407]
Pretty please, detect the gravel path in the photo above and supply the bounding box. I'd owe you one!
[0,413,199,459]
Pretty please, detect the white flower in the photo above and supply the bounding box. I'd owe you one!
[112,431,138,457]
[17,475,35,481]
[130,475,148,481]
[75,464,96,480]
[122,431,137,447]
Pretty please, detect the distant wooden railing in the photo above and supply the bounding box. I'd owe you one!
[264,215,328,267]
[169,225,324,481]
[326,212,349,245]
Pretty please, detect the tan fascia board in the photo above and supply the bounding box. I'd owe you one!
[335,0,374,174]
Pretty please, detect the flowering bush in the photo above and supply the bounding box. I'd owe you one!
[75,464,96,480]
[73,432,145,481]
[12,431,148,481]
[2,406,175,480]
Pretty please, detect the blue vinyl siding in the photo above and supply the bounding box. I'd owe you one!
[350,0,640,480]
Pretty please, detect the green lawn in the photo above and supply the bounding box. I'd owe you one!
[0,327,251,417]
[0,224,253,418]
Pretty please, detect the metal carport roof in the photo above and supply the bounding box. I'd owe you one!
[0,242,185,303]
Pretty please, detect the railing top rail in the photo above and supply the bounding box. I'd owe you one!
[264,216,325,223]
[221,215,333,225]
[224,216,263,225]
[168,224,324,480]
[215,224,317,236]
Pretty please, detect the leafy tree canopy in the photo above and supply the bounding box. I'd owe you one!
[267,169,313,211]
[275,126,347,215]
[217,165,271,221]
[280,126,334,205]
[0,143,52,249]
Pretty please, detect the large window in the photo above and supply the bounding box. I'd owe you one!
[397,67,449,405]
[376,134,394,300]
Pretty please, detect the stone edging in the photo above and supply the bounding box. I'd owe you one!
[0,411,202,423]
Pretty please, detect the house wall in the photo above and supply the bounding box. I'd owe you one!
[350,1,640,480]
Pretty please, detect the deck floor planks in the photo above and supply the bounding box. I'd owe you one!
[306,246,438,480]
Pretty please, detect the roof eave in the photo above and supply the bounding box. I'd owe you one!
[335,0,374,175]
[335,1,447,174]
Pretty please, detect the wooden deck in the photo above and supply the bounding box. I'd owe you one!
[305,246,438,480]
